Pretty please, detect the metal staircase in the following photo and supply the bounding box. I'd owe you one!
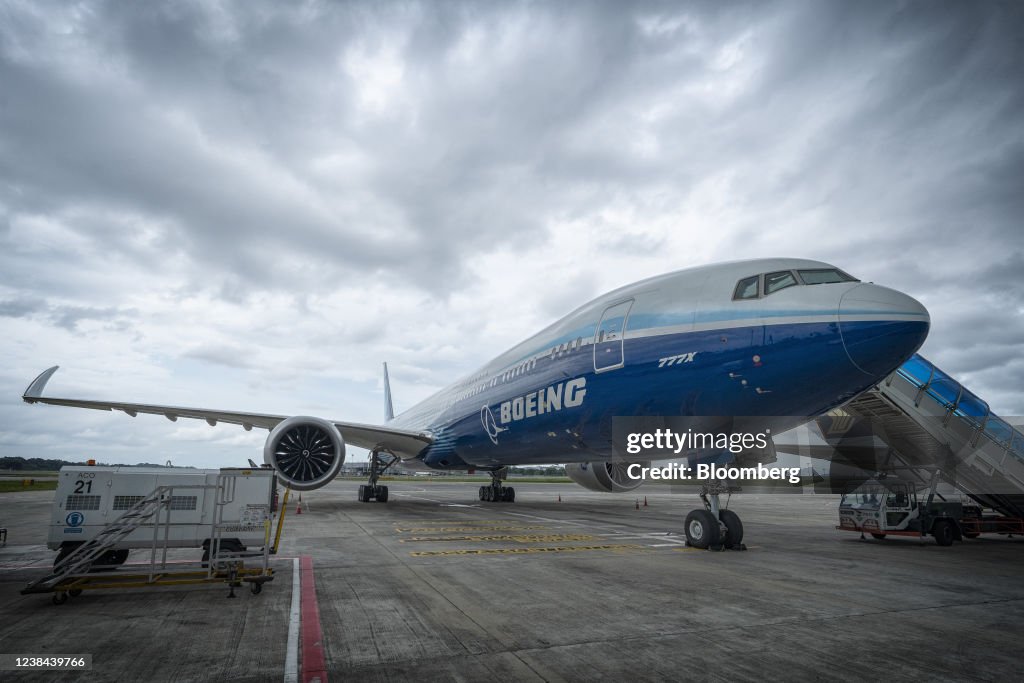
[830,354,1024,518]
[26,485,188,593]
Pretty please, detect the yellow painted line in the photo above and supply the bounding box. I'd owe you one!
[670,546,756,551]
[395,525,549,533]
[409,544,645,557]
[393,520,519,526]
[401,534,597,543]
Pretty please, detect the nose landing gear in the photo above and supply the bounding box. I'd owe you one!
[683,482,746,551]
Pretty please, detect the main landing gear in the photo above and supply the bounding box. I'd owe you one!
[684,482,745,551]
[478,467,515,503]
[358,449,399,503]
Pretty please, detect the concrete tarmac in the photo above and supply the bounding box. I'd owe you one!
[1,480,1023,682]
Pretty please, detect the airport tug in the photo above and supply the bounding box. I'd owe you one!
[837,469,1024,545]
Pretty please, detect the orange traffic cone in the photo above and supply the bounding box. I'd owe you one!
[296,494,303,515]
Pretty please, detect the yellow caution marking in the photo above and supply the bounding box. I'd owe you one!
[395,525,549,533]
[409,544,645,557]
[394,520,520,526]
[401,534,597,543]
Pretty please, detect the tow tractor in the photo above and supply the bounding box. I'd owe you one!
[837,469,1024,545]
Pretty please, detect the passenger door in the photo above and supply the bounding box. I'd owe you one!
[594,299,633,372]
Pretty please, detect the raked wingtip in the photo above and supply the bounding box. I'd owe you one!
[23,365,60,401]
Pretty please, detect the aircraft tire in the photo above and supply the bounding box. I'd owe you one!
[376,486,389,503]
[933,520,955,546]
[684,509,720,549]
[718,509,743,548]
[504,487,515,503]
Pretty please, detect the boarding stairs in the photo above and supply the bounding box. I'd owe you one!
[25,485,196,593]
[831,354,1024,518]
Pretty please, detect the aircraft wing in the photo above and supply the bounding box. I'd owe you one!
[22,366,433,459]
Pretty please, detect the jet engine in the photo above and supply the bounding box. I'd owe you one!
[263,416,345,491]
[565,461,649,493]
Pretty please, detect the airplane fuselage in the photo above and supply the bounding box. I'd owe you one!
[391,258,930,470]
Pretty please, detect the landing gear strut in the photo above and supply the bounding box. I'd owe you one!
[358,449,398,503]
[684,482,745,551]
[478,467,515,503]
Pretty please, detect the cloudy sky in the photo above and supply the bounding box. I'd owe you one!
[1,1,1021,468]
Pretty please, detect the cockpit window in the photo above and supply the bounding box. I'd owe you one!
[764,270,797,295]
[797,268,858,285]
[732,275,759,300]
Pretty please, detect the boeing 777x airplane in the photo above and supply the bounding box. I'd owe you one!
[23,258,929,549]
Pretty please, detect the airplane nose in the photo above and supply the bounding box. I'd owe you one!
[838,284,930,376]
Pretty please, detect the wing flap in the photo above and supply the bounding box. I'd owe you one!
[22,366,432,459]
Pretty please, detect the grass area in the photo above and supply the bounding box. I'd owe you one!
[0,479,58,493]
[0,470,59,478]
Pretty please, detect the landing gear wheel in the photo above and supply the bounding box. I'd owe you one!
[52,592,68,605]
[718,509,743,549]
[376,486,389,503]
[503,487,515,503]
[478,486,486,501]
[684,509,721,549]
[870,533,886,540]
[483,487,493,502]
[358,485,372,503]
[68,588,83,597]
[933,520,955,546]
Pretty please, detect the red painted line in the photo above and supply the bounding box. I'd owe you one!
[300,555,328,683]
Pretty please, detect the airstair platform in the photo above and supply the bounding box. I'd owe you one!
[823,354,1024,518]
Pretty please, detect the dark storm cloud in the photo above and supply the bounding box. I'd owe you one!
[0,296,131,331]
[0,297,45,318]
[0,0,760,294]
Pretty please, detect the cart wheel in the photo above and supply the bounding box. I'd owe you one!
[68,588,83,597]
[52,592,68,605]
[250,582,262,595]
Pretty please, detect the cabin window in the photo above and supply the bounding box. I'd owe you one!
[733,275,759,300]
[764,270,797,295]
[797,268,858,285]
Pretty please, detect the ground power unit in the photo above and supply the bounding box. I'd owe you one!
[49,466,276,564]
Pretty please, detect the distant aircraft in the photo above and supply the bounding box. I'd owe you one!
[23,258,929,548]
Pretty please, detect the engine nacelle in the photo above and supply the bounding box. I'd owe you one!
[263,416,345,491]
[565,461,649,493]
